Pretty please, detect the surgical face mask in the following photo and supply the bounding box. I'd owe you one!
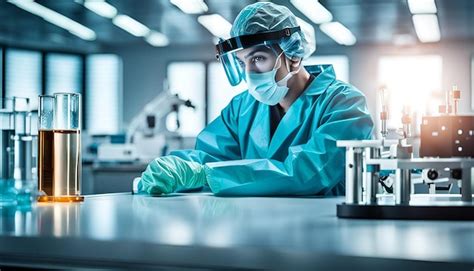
[245,54,300,106]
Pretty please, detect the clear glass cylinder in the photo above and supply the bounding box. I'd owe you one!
[12,97,33,181]
[0,98,15,205]
[11,97,36,206]
[13,97,30,136]
[54,93,81,130]
[38,95,54,130]
[49,93,82,202]
[0,98,14,130]
[37,93,83,202]
[0,98,15,179]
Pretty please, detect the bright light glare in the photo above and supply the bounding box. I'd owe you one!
[290,0,332,24]
[197,14,232,39]
[407,0,437,14]
[412,14,441,43]
[320,21,356,46]
[8,0,96,41]
[84,0,117,19]
[378,55,442,130]
[170,0,208,14]
[112,14,150,37]
[145,31,169,47]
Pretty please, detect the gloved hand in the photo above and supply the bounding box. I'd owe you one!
[138,155,207,195]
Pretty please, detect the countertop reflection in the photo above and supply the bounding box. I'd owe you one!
[1,193,473,270]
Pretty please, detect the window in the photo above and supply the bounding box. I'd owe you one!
[207,62,247,123]
[5,49,42,109]
[167,62,206,137]
[46,53,83,95]
[86,54,122,135]
[378,55,442,132]
[303,55,349,82]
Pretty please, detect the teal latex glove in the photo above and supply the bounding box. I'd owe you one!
[138,155,207,195]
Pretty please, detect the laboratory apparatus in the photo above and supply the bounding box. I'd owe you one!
[38,95,54,197]
[0,98,15,204]
[1,97,37,206]
[0,98,15,180]
[337,85,474,220]
[13,97,34,181]
[38,93,83,202]
[97,83,195,163]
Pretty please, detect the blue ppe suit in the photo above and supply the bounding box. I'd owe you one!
[171,64,374,196]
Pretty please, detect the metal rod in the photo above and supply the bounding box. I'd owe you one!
[364,147,380,205]
[345,147,363,204]
[395,169,411,205]
[461,168,472,202]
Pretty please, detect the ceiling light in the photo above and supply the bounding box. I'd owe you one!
[8,0,96,41]
[320,21,357,46]
[170,0,208,14]
[290,0,332,24]
[145,31,169,47]
[407,0,437,14]
[412,14,440,43]
[197,14,232,39]
[112,14,150,37]
[84,0,117,19]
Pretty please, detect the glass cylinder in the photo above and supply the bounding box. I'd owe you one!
[37,95,54,197]
[38,93,83,202]
[12,97,37,206]
[12,97,33,181]
[13,97,30,136]
[0,98,15,179]
[0,98,15,205]
[54,93,82,201]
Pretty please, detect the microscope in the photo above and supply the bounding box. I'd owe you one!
[97,82,195,163]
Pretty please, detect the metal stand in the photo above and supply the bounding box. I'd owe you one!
[336,140,474,220]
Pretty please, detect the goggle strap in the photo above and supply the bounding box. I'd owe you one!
[215,26,301,58]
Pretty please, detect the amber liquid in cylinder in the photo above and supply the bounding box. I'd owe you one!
[38,129,82,202]
[38,129,54,195]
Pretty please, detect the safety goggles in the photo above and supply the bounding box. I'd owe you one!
[215,27,301,86]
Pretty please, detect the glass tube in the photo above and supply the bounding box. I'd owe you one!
[37,95,54,197]
[38,93,83,202]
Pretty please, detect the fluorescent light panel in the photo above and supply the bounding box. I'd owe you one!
[197,14,232,39]
[170,0,208,14]
[8,0,96,41]
[84,0,117,19]
[112,14,150,37]
[146,31,169,47]
[412,14,440,43]
[320,21,356,46]
[407,0,437,14]
[290,0,332,24]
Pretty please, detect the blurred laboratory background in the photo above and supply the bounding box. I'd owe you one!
[0,0,473,194]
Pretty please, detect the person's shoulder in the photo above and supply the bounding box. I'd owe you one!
[228,90,258,108]
[221,90,258,116]
[230,89,254,103]
[328,79,366,99]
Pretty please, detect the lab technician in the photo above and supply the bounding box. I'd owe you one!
[138,2,374,196]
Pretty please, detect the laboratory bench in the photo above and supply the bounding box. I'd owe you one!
[0,192,473,270]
